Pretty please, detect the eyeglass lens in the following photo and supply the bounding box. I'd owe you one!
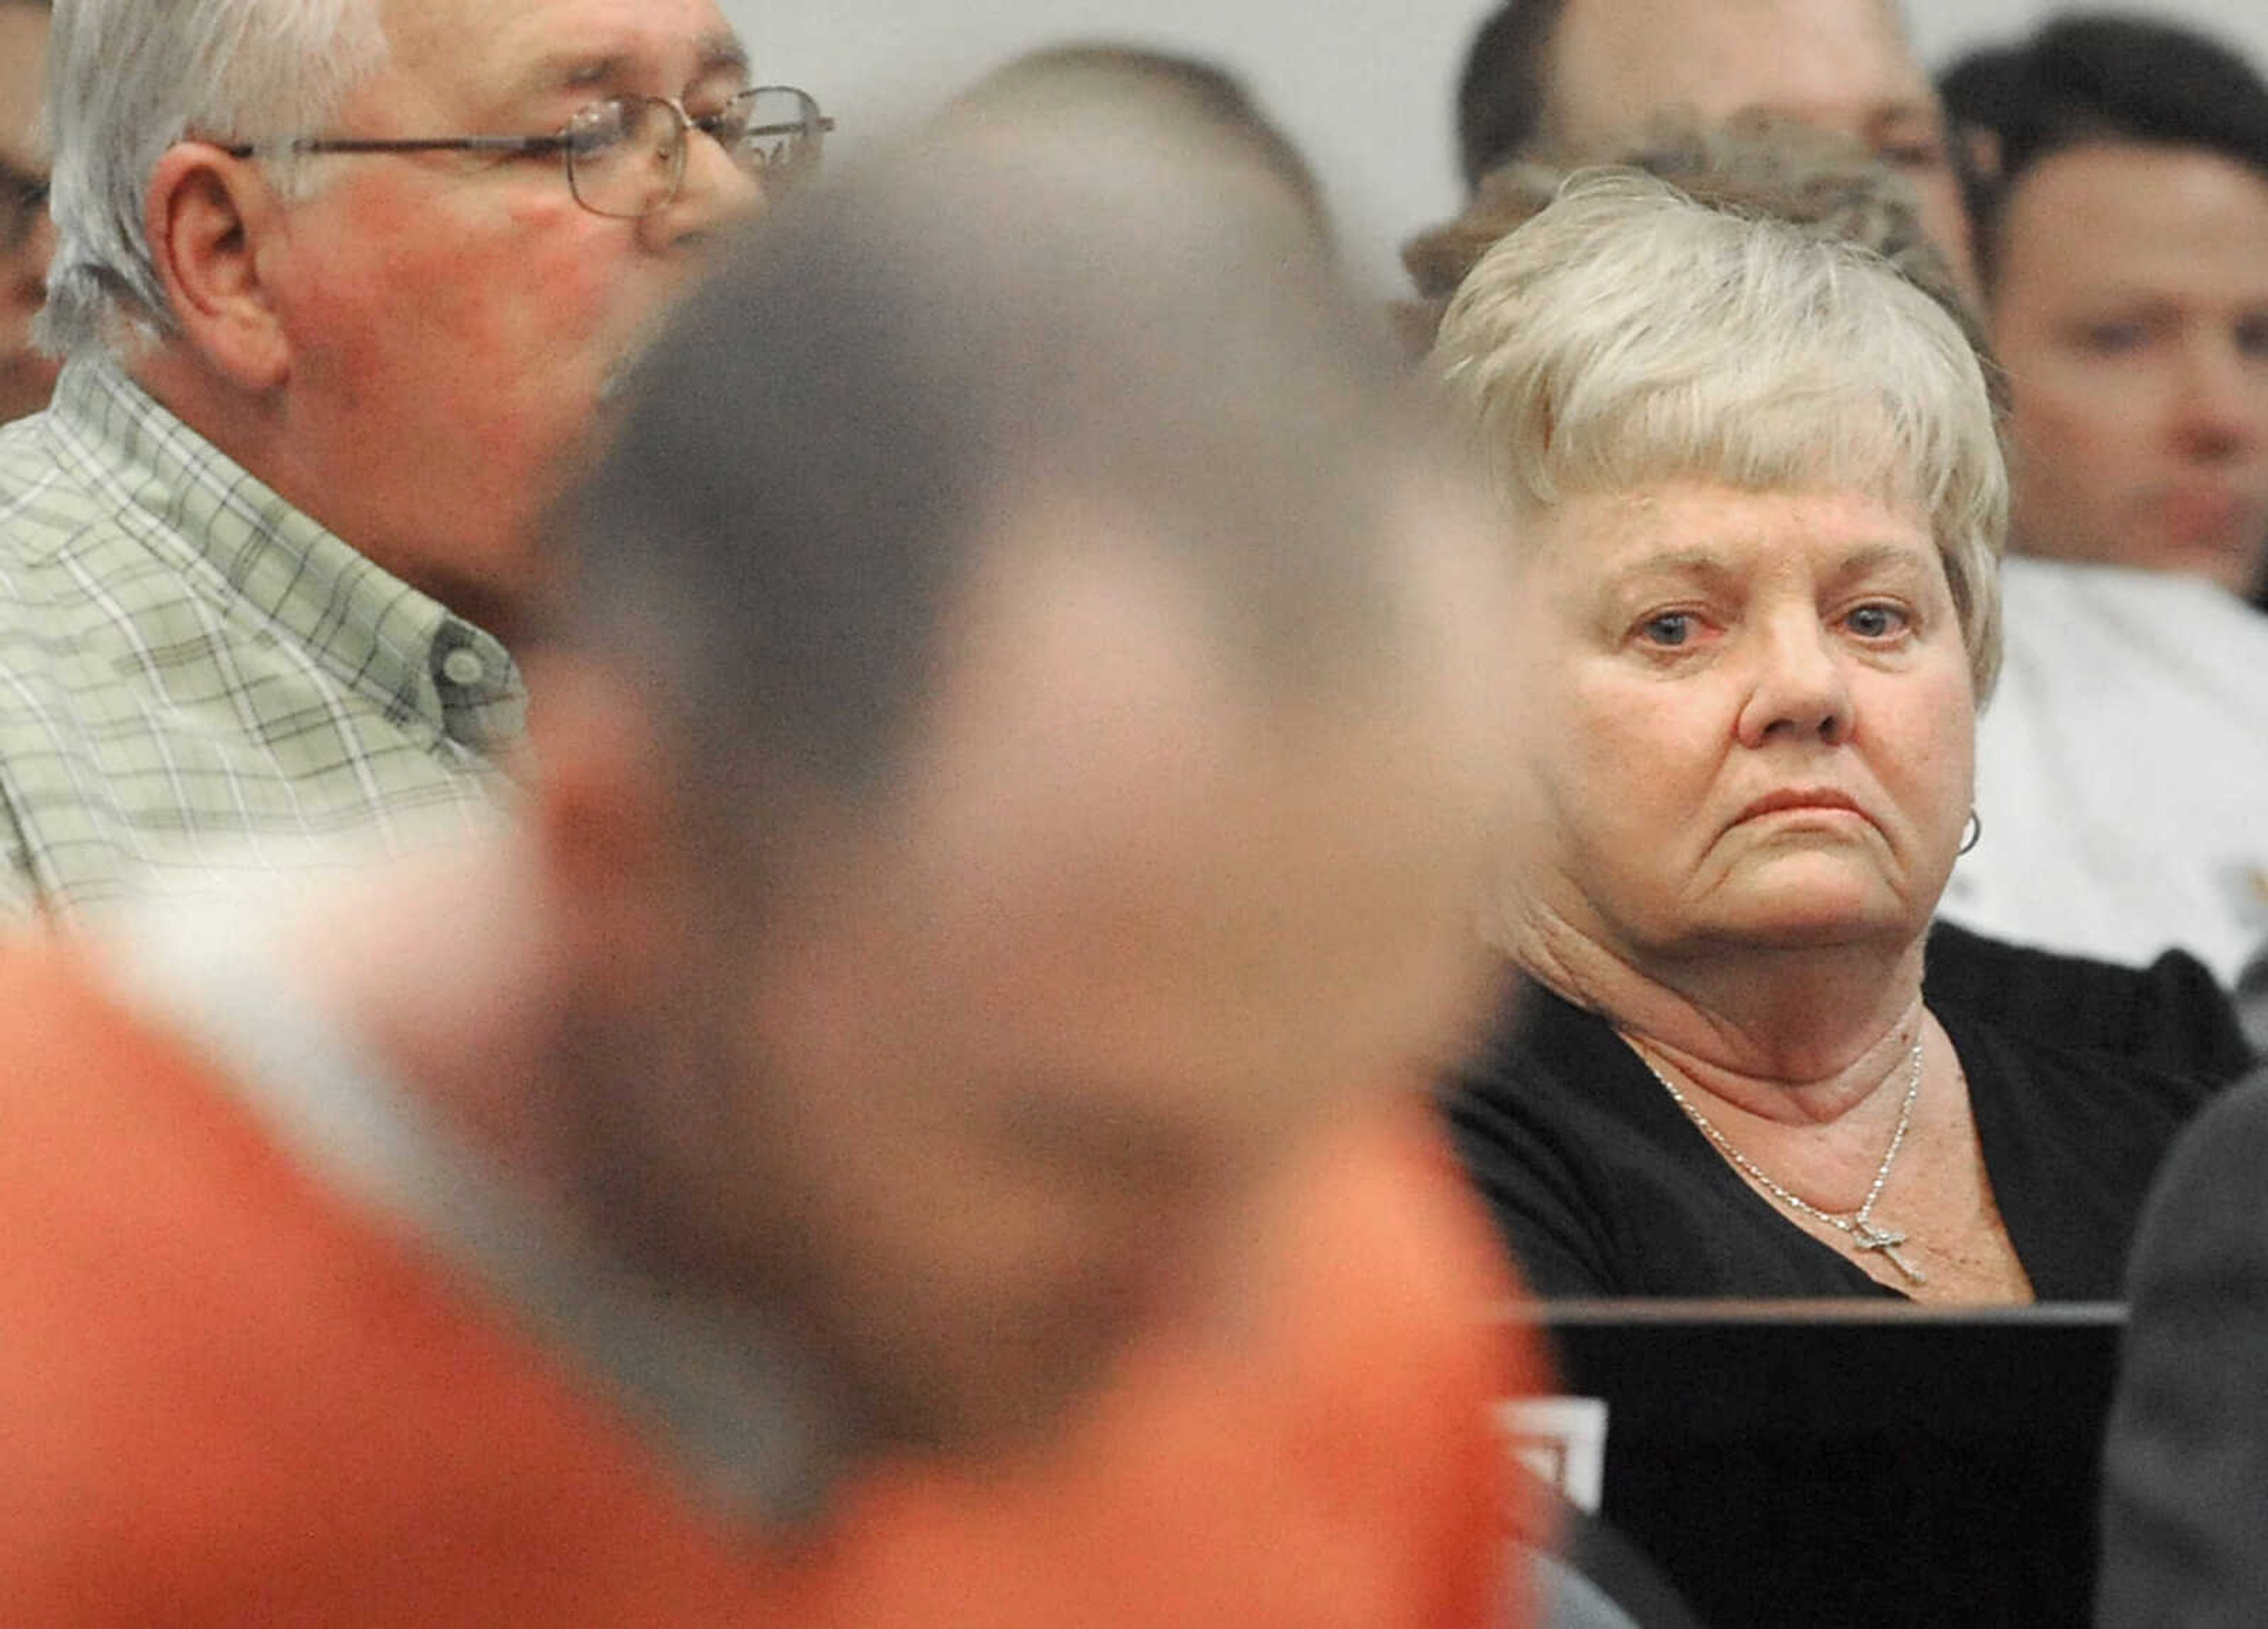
[567,99,684,219]
[735,87,826,185]
[566,87,825,219]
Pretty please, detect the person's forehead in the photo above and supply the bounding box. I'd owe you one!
[0,5,50,171]
[1540,481,1935,577]
[830,517,1504,1088]
[894,500,1501,865]
[379,0,745,112]
[2000,143,2268,297]
[1552,0,1932,139]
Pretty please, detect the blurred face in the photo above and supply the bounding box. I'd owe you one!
[1989,143,2268,595]
[1506,480,1974,969]
[0,2,57,423]
[1547,0,1977,301]
[595,509,1516,1457]
[260,0,764,625]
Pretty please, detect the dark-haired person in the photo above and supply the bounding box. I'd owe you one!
[1935,16,2268,991]
[0,0,54,423]
[0,91,1541,1625]
[1451,0,1975,299]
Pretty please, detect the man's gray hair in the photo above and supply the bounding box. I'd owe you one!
[40,0,390,358]
[1433,167,2007,698]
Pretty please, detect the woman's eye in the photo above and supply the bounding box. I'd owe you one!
[1640,612,1695,647]
[1846,604,1908,639]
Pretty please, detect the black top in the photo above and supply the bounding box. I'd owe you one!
[1921,920,2254,1085]
[1445,980,2219,1299]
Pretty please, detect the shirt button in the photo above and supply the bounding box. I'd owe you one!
[441,647,487,688]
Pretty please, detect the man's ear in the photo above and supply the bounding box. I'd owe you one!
[144,142,289,391]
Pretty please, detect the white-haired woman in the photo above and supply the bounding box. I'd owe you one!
[1436,172,2214,1302]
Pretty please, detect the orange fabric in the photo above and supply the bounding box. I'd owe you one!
[0,944,1541,1626]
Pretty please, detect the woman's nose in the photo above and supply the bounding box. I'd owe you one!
[1735,617,1852,748]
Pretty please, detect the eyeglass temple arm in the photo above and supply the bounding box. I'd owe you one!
[213,96,833,161]
[217,135,572,159]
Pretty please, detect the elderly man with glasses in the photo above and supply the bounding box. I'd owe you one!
[0,0,820,921]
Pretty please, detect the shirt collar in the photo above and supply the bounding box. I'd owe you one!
[47,357,527,760]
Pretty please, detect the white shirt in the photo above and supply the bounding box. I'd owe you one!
[1938,556,2268,985]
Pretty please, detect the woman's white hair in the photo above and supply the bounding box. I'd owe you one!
[40,0,390,358]
[1432,168,2008,698]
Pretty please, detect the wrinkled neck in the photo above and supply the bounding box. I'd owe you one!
[1507,895,1930,1122]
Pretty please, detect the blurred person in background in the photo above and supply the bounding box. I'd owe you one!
[0,0,54,423]
[2097,1055,2268,1626]
[1409,111,1976,359]
[1430,172,2214,1301]
[0,0,802,921]
[0,91,1542,1625]
[1451,0,1976,301]
[1935,17,2268,996]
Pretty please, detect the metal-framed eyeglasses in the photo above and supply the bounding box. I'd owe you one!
[0,158,47,256]
[220,85,832,219]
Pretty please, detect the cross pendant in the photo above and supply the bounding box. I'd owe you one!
[1850,1221,1929,1285]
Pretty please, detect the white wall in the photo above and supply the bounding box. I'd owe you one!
[724,1,2268,294]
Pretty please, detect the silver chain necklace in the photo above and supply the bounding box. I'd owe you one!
[1634,1037,1929,1285]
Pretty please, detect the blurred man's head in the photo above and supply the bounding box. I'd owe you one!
[963,44,1333,250]
[1942,17,2268,594]
[43,0,791,634]
[533,107,1518,1457]
[0,0,54,423]
[1455,0,1975,297]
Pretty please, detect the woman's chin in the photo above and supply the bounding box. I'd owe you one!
[1689,870,1921,952]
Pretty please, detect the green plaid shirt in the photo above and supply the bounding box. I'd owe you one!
[0,359,525,922]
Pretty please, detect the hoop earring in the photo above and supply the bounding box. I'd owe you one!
[1959,810,1982,855]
